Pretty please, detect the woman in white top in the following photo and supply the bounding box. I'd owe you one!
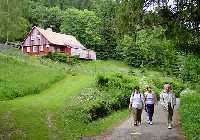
[129,86,144,126]
[160,84,176,129]
[144,86,157,125]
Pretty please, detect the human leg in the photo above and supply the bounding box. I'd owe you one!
[132,107,137,125]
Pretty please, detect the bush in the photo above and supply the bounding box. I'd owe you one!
[180,92,200,140]
[97,72,139,91]
[150,78,185,98]
[43,52,68,63]
[71,72,140,122]
[86,100,109,121]
[43,52,80,65]
[180,55,200,83]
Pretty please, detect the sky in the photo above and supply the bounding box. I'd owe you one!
[147,0,176,11]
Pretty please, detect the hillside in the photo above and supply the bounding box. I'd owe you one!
[0,52,65,100]
[0,49,188,139]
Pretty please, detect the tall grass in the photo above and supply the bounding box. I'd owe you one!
[0,53,65,100]
[180,91,200,140]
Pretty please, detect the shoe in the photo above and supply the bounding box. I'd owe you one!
[149,121,153,125]
[168,124,172,129]
[134,123,137,126]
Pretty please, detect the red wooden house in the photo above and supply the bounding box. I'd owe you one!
[21,26,96,60]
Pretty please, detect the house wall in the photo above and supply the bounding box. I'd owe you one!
[21,27,50,56]
[23,45,49,56]
[22,28,49,47]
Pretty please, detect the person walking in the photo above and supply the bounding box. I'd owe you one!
[129,86,144,126]
[160,84,176,129]
[144,86,157,125]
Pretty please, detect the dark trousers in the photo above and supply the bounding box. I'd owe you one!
[146,104,154,121]
[168,103,173,123]
[133,108,142,123]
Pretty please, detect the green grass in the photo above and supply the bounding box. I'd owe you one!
[0,50,132,139]
[0,74,95,140]
[180,91,200,140]
[0,49,186,139]
[0,53,66,100]
[83,109,129,136]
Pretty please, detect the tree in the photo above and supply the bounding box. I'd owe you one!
[0,0,29,43]
[116,0,145,39]
[27,4,63,32]
[90,0,119,59]
[60,8,102,50]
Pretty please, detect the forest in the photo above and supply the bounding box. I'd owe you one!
[0,0,200,139]
[1,0,200,83]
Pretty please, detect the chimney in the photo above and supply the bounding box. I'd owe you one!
[46,28,52,32]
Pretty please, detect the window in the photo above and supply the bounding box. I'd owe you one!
[39,46,43,51]
[60,47,65,52]
[50,46,55,52]
[36,34,41,40]
[57,47,60,52]
[30,35,34,41]
[33,46,38,52]
[27,47,30,53]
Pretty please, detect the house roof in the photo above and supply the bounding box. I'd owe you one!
[36,26,86,49]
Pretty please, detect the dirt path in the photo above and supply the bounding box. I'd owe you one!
[84,99,185,140]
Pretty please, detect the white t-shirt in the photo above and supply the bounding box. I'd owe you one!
[144,92,155,104]
[130,92,144,109]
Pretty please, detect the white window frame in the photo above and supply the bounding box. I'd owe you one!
[46,44,50,48]
[33,46,38,53]
[36,34,41,40]
[39,46,44,51]
[27,47,30,53]
[30,35,34,41]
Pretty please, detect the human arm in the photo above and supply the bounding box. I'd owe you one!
[160,92,168,110]
[129,94,133,109]
[153,92,158,105]
[141,94,145,110]
[172,93,176,109]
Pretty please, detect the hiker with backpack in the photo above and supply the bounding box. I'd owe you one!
[144,86,157,125]
[129,86,144,126]
[160,84,176,129]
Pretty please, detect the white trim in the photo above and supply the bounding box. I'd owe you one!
[27,47,30,53]
[30,36,34,41]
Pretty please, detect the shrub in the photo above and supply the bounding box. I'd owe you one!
[97,74,109,87]
[43,52,68,63]
[73,72,140,122]
[97,72,139,91]
[150,78,185,98]
[86,100,109,121]
[43,52,80,65]
[180,92,200,140]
